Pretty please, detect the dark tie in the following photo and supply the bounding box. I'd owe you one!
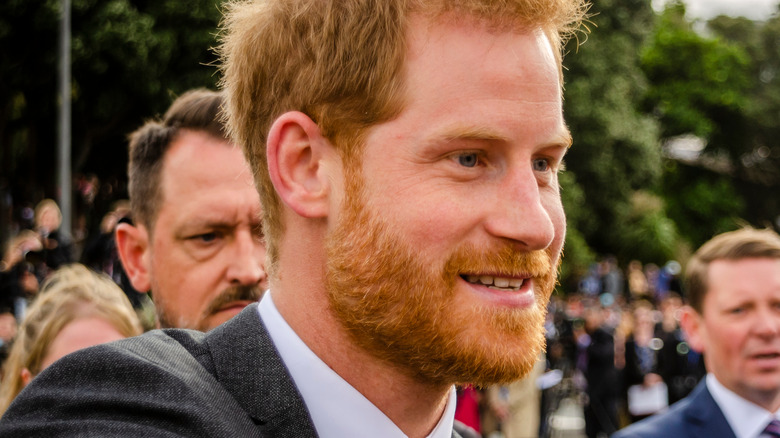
[763,419,780,437]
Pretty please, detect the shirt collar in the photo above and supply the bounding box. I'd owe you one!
[707,373,780,438]
[258,292,456,438]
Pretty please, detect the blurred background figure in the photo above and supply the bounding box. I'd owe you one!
[621,301,666,424]
[0,230,43,322]
[454,384,482,437]
[80,200,153,329]
[579,304,620,438]
[481,354,546,438]
[0,312,17,366]
[655,293,705,405]
[600,257,624,299]
[626,260,649,301]
[33,199,74,277]
[0,264,142,415]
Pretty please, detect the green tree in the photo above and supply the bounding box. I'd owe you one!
[708,13,780,226]
[642,3,779,246]
[0,0,224,222]
[561,0,667,279]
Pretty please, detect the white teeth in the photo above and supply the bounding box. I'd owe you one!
[494,277,510,288]
[464,275,523,291]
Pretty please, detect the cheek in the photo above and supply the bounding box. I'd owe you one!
[704,322,743,357]
[547,196,566,257]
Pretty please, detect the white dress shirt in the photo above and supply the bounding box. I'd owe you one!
[258,292,457,438]
[707,373,780,438]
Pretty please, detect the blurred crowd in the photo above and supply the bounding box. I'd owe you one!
[0,196,153,359]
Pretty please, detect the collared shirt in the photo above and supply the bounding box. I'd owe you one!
[258,292,457,438]
[707,373,780,438]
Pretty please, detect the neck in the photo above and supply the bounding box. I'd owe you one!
[748,390,780,413]
[272,231,451,437]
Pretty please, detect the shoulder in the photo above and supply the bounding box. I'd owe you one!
[0,315,262,437]
[612,381,722,438]
[612,405,688,438]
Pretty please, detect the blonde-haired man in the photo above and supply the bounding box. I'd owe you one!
[614,227,780,438]
[0,0,588,436]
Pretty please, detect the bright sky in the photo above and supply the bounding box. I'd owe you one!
[653,0,779,20]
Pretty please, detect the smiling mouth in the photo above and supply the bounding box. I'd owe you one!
[462,275,528,291]
[753,352,780,360]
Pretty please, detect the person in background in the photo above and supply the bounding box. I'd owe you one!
[33,199,74,276]
[613,227,780,438]
[627,260,649,301]
[0,312,17,367]
[622,301,666,424]
[0,263,142,415]
[580,305,620,437]
[0,231,42,323]
[81,201,155,330]
[115,89,268,331]
[482,354,547,438]
[655,292,705,405]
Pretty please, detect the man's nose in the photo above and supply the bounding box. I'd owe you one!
[483,167,556,251]
[752,308,780,338]
[227,231,267,286]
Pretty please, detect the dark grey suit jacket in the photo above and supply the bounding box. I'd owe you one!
[611,379,735,438]
[0,304,467,437]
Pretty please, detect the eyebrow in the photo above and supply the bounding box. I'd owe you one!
[439,125,573,149]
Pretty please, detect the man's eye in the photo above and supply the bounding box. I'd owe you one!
[457,153,479,168]
[533,158,551,172]
[195,233,218,243]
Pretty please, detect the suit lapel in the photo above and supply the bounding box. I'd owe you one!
[205,304,318,437]
[683,381,736,438]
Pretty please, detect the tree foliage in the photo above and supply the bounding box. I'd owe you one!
[560,0,667,280]
[0,0,224,205]
[640,2,780,251]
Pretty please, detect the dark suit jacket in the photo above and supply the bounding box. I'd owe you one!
[0,304,465,437]
[611,379,735,438]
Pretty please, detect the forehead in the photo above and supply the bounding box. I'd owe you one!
[704,258,780,306]
[394,15,566,141]
[156,131,258,217]
[161,131,247,187]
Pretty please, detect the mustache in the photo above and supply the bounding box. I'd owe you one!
[444,244,553,282]
[202,285,263,318]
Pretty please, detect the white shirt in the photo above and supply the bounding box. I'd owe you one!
[707,373,780,438]
[258,292,457,438]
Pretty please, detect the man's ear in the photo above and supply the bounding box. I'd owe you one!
[680,305,706,354]
[266,111,335,218]
[115,223,152,293]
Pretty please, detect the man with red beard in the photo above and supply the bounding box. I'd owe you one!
[115,88,268,331]
[0,1,587,436]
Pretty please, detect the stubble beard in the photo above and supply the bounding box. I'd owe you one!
[155,284,262,331]
[324,167,558,387]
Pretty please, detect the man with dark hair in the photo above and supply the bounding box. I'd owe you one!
[614,227,780,438]
[115,88,268,331]
[0,1,587,436]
